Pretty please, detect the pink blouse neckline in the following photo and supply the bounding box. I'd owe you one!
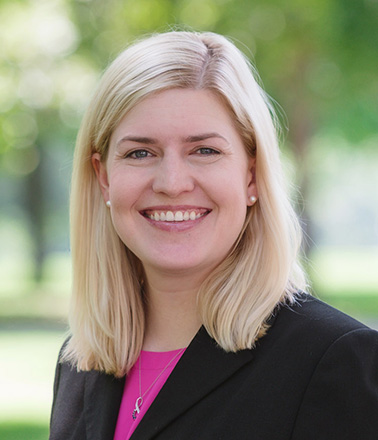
[113,348,186,440]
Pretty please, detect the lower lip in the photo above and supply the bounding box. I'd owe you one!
[143,213,209,232]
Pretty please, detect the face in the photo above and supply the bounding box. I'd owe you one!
[92,89,257,282]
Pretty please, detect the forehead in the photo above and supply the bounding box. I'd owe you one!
[111,89,239,138]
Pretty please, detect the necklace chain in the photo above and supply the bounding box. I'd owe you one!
[132,348,185,420]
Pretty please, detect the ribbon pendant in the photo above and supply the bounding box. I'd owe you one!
[132,397,143,420]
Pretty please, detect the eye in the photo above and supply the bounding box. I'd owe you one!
[194,147,220,155]
[125,149,153,159]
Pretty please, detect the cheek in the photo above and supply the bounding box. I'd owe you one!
[209,177,248,224]
[215,166,249,200]
[107,170,144,206]
[222,173,249,224]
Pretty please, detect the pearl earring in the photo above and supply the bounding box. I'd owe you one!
[249,196,257,205]
[106,200,111,208]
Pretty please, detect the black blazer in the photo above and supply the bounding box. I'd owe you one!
[49,295,378,439]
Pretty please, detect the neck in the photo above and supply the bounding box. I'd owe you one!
[142,270,204,351]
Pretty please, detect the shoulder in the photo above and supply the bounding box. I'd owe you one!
[49,341,88,439]
[273,293,378,382]
[263,293,378,370]
[270,293,375,345]
[255,294,378,403]
[49,339,124,440]
[51,338,88,414]
[254,292,378,371]
[242,295,378,438]
[272,295,378,439]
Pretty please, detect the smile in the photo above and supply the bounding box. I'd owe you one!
[143,209,210,222]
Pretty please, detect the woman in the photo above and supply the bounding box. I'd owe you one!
[49,31,378,439]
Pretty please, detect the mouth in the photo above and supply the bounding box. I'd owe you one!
[141,208,211,222]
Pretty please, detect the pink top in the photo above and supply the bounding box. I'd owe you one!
[113,348,185,440]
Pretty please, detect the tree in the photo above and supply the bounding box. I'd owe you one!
[1,0,377,282]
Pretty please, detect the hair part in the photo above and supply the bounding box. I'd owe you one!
[62,31,307,377]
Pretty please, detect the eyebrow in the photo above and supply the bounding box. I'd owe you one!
[184,133,228,143]
[116,136,158,147]
[115,132,228,148]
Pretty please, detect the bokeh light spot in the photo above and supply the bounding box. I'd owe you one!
[4,146,40,176]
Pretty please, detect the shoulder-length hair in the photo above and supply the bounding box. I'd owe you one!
[62,31,307,377]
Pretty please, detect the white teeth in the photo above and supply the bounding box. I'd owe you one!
[174,211,184,221]
[147,210,207,222]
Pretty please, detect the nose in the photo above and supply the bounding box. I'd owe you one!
[152,154,195,197]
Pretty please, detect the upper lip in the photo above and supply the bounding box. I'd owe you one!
[140,205,211,212]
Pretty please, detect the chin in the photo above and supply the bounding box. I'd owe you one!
[147,257,216,276]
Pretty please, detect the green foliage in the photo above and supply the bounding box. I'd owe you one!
[1,0,377,158]
[0,0,377,276]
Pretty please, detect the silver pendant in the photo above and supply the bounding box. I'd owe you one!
[132,397,143,420]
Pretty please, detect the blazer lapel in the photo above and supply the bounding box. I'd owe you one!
[130,327,253,440]
[84,370,125,439]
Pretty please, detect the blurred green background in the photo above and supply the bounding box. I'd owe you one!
[1,0,377,438]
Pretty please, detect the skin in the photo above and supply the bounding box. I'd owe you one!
[92,88,257,350]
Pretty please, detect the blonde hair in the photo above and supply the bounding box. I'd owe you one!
[63,31,307,377]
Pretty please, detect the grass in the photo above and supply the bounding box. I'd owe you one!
[0,330,66,440]
[317,294,378,327]
[0,422,48,440]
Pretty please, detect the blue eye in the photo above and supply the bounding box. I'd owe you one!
[126,149,151,159]
[196,147,220,155]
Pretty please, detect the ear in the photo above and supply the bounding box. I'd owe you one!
[246,156,258,206]
[91,153,110,203]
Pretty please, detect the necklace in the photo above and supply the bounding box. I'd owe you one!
[132,348,185,420]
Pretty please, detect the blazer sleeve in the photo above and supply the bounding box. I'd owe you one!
[49,354,88,440]
[50,356,61,424]
[291,327,378,440]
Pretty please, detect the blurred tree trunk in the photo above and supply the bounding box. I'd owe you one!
[284,52,316,257]
[24,147,45,284]
[290,102,313,256]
